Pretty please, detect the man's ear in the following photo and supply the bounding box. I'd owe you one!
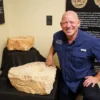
[60,22,62,26]
[78,20,80,27]
[60,22,63,27]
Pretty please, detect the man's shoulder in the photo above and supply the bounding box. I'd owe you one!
[79,29,100,46]
[54,30,63,35]
[53,30,64,38]
[53,30,65,41]
[79,29,97,40]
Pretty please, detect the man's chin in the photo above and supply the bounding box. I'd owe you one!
[65,33,73,36]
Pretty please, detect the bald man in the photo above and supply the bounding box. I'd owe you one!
[46,10,100,100]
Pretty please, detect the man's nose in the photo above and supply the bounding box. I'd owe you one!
[67,22,71,27]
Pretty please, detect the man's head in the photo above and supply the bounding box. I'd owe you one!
[60,10,80,38]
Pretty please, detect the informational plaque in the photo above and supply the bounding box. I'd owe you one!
[66,0,100,38]
[0,0,5,24]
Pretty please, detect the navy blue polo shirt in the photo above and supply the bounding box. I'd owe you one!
[53,29,100,94]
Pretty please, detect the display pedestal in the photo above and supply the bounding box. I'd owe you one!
[0,47,59,100]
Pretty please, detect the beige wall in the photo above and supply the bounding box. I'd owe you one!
[0,0,66,67]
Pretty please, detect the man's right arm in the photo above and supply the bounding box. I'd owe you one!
[46,45,55,66]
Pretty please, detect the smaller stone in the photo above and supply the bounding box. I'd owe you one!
[7,36,34,51]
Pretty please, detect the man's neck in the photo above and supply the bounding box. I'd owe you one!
[67,32,78,44]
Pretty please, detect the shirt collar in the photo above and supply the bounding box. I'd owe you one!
[62,29,81,45]
[74,29,81,42]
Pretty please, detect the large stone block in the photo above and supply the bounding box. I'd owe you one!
[7,36,34,51]
[8,62,57,95]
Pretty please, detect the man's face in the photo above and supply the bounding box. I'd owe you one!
[60,13,80,37]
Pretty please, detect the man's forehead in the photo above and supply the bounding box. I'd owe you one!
[62,12,79,21]
[62,15,77,21]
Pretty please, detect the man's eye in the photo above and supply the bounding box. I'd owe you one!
[62,22,67,24]
[70,21,74,24]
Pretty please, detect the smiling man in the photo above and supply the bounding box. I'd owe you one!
[46,10,100,100]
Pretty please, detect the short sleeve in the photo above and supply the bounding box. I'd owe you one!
[91,38,100,63]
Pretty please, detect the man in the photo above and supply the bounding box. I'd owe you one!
[46,10,100,100]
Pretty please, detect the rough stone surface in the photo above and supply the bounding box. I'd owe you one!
[7,36,34,51]
[8,62,57,95]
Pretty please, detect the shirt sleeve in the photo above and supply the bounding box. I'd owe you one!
[91,38,100,63]
[51,34,55,48]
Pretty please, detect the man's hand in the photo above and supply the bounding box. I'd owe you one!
[46,45,55,66]
[46,56,54,66]
[83,76,99,87]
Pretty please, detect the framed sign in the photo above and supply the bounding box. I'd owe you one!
[0,0,5,24]
[66,0,100,38]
